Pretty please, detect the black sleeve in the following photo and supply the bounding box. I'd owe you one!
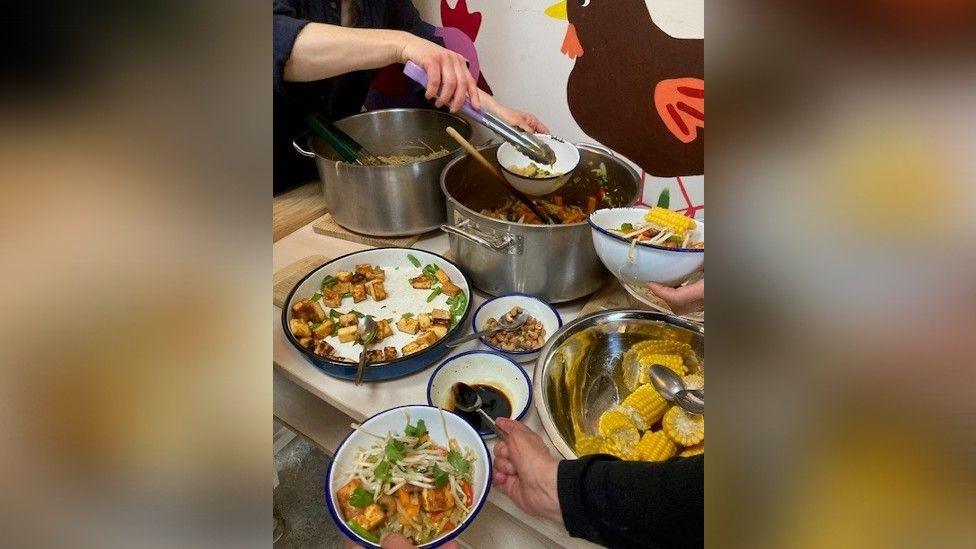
[557,454,703,548]
[273,0,310,97]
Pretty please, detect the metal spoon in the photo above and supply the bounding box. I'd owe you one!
[446,309,530,348]
[354,317,378,386]
[647,364,704,414]
[452,382,506,440]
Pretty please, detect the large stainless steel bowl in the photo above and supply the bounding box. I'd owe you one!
[533,309,705,459]
[293,109,472,237]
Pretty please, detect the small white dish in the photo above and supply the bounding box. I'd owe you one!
[589,207,704,286]
[497,134,580,197]
[471,293,562,364]
[427,351,532,437]
[325,405,491,549]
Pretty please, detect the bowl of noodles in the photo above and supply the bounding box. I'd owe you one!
[496,134,580,197]
[326,405,491,548]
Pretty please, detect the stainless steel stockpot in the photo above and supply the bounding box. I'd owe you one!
[293,109,472,237]
[439,144,640,303]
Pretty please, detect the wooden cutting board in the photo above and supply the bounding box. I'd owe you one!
[312,213,429,249]
[273,255,333,308]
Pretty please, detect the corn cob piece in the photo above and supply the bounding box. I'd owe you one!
[636,431,678,462]
[598,409,640,449]
[638,354,688,385]
[662,406,705,447]
[680,443,704,457]
[631,339,691,355]
[574,435,604,457]
[643,206,696,238]
[682,374,704,391]
[620,384,669,430]
[600,439,639,461]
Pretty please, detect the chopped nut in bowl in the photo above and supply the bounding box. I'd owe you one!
[472,294,562,363]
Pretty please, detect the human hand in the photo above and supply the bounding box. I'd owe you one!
[398,34,481,113]
[491,418,564,527]
[341,532,459,549]
[481,94,550,134]
[647,278,704,315]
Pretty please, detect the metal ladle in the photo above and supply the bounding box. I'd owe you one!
[647,364,704,414]
[446,309,530,348]
[452,382,506,440]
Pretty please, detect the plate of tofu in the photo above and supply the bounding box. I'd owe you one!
[282,248,473,381]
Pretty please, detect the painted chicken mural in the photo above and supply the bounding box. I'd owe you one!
[547,0,704,177]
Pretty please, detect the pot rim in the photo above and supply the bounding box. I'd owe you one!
[439,143,641,230]
[307,108,472,169]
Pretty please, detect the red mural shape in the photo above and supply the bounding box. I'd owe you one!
[441,0,481,42]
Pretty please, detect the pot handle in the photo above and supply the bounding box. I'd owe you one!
[292,131,316,158]
[440,220,522,256]
[576,141,617,158]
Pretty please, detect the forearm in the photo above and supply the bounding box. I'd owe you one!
[283,24,407,82]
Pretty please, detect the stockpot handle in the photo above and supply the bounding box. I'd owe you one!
[440,220,522,255]
[576,141,617,158]
[292,131,316,158]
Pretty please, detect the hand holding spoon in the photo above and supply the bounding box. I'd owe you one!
[452,382,506,440]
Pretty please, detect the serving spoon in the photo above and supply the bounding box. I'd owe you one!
[446,309,530,348]
[452,382,506,440]
[647,364,704,414]
[354,316,378,386]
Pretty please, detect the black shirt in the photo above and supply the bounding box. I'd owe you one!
[558,454,704,548]
[273,0,436,192]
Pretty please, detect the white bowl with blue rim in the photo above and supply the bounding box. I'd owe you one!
[496,134,580,197]
[589,207,704,286]
[471,293,562,363]
[325,405,491,549]
[426,350,532,438]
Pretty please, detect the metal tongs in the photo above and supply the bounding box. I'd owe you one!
[403,62,556,165]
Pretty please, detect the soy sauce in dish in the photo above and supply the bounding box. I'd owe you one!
[449,382,512,432]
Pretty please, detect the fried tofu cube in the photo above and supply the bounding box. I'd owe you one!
[417,330,439,346]
[396,316,419,335]
[383,347,398,361]
[431,309,451,321]
[367,268,385,281]
[291,300,312,321]
[312,320,335,340]
[434,268,453,285]
[355,264,372,276]
[417,313,433,330]
[337,325,359,343]
[365,350,385,362]
[290,319,312,338]
[441,281,462,297]
[307,300,327,322]
[314,340,334,357]
[375,319,394,340]
[421,486,455,513]
[350,272,367,284]
[335,281,353,295]
[339,313,358,327]
[402,342,422,356]
[337,479,363,519]
[352,503,388,531]
[431,324,448,339]
[410,275,433,289]
[352,283,367,303]
[337,271,353,283]
[367,281,387,301]
[298,337,315,350]
[322,291,342,308]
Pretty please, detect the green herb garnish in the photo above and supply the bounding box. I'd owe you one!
[400,312,414,319]
[447,449,470,474]
[340,291,352,298]
[310,292,323,302]
[656,187,671,208]
[407,254,421,268]
[350,310,365,318]
[448,293,468,328]
[349,487,373,508]
[385,438,406,462]
[404,419,427,438]
[311,321,323,329]
[620,222,634,232]
[321,275,338,289]
[374,460,392,483]
[426,288,442,302]
[431,465,449,488]
[329,309,341,320]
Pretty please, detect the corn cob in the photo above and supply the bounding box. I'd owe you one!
[682,374,704,391]
[643,206,696,238]
[638,354,688,385]
[600,438,639,461]
[680,443,704,457]
[632,339,691,355]
[636,430,678,462]
[574,435,604,457]
[662,406,705,447]
[598,408,640,449]
[620,384,669,430]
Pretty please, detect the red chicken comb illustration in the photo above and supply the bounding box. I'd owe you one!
[654,78,704,144]
[441,0,482,42]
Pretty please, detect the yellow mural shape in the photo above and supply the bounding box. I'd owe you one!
[545,0,568,21]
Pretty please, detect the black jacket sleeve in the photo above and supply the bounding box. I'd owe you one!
[557,454,704,548]
[273,0,310,97]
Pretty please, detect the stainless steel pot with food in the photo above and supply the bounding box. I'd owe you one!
[439,144,640,303]
[534,309,705,459]
[293,109,472,237]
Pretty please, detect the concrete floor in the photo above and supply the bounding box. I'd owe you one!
[274,431,344,548]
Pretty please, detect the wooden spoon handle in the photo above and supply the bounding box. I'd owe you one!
[445,127,557,225]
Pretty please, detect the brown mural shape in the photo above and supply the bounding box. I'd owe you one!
[563,0,703,177]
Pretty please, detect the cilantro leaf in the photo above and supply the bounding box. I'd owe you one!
[404,419,427,438]
[430,465,449,488]
[374,460,392,483]
[349,487,373,508]
[447,450,470,474]
[385,438,406,462]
